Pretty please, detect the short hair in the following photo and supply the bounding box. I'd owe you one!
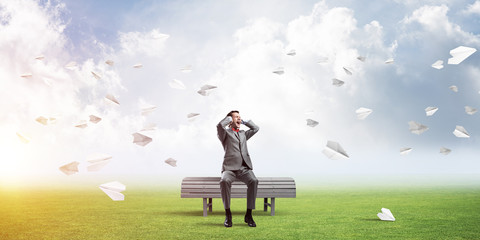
[226,110,239,117]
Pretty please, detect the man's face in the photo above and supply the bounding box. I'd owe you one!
[230,112,241,129]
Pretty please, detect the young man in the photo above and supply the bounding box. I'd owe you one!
[217,110,259,227]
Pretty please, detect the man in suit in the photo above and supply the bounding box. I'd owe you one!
[217,110,259,227]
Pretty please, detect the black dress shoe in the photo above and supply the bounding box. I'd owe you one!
[224,215,232,227]
[244,215,256,227]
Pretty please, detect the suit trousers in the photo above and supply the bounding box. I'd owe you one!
[220,166,258,210]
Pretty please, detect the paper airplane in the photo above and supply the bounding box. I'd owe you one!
[408,121,429,135]
[105,60,114,66]
[306,119,319,127]
[133,63,143,68]
[105,94,120,105]
[286,49,296,56]
[99,181,125,201]
[343,67,352,75]
[132,132,152,146]
[59,161,80,176]
[197,84,217,96]
[151,32,170,39]
[356,107,372,120]
[187,113,200,119]
[447,46,477,64]
[431,60,443,69]
[465,106,477,115]
[385,58,394,64]
[141,106,157,116]
[35,55,44,60]
[449,85,458,92]
[141,123,157,131]
[425,107,438,116]
[400,147,412,155]
[180,65,192,73]
[317,57,329,64]
[440,147,451,155]
[65,61,77,70]
[48,117,57,124]
[91,71,102,80]
[377,208,395,221]
[273,67,284,75]
[453,125,469,138]
[16,132,30,143]
[20,73,33,78]
[322,141,349,160]
[169,79,186,90]
[165,158,177,167]
[332,78,344,87]
[35,116,48,125]
[89,115,102,124]
[357,56,366,62]
[74,120,88,129]
[87,154,112,172]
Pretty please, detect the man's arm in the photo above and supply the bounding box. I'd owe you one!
[217,116,232,142]
[243,120,259,140]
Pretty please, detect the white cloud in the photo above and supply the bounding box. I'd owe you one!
[463,0,480,15]
[118,29,169,56]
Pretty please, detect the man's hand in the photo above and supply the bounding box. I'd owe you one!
[241,119,250,124]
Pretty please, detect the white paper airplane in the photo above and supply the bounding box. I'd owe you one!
[187,113,200,119]
[132,132,152,146]
[453,125,469,138]
[356,107,372,120]
[165,158,177,167]
[105,60,114,66]
[91,71,102,80]
[377,208,395,221]
[440,147,451,155]
[16,132,30,143]
[59,161,80,176]
[75,120,88,129]
[169,79,186,90]
[449,85,458,93]
[89,115,102,124]
[273,67,284,75]
[343,67,352,75]
[317,57,329,64]
[357,56,366,62]
[400,147,412,155]
[180,65,192,73]
[465,106,477,115]
[35,116,48,125]
[65,61,77,70]
[140,123,157,131]
[197,84,217,96]
[447,46,477,65]
[408,121,429,135]
[385,58,394,64]
[133,63,143,68]
[306,119,319,127]
[99,181,125,201]
[141,105,157,116]
[286,49,296,56]
[20,73,33,78]
[425,107,438,116]
[87,154,112,172]
[35,55,44,60]
[431,60,443,69]
[322,141,349,160]
[332,78,344,87]
[105,94,120,105]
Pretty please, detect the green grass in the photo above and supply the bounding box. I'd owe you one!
[0,185,479,239]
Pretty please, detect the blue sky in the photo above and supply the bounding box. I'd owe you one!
[1,0,480,184]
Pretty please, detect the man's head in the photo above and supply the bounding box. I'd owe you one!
[227,110,241,129]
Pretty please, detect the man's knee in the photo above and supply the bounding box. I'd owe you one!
[248,176,258,186]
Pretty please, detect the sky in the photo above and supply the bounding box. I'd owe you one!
[1,0,480,185]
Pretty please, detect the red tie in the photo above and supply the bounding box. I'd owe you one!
[232,127,239,132]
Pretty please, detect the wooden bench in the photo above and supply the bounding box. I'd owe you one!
[181,177,296,216]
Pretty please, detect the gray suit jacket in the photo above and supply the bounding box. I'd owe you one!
[217,116,259,172]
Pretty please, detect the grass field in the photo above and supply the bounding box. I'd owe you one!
[1,182,479,240]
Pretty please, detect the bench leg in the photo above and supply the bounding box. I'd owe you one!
[271,198,275,216]
[209,198,212,212]
[264,198,268,211]
[203,198,208,217]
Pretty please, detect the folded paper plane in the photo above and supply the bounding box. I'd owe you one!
[16,132,30,143]
[449,85,458,93]
[180,65,192,73]
[332,78,344,87]
[400,147,412,155]
[75,120,88,129]
[447,46,476,65]
[377,208,395,221]
[165,158,177,167]
[132,132,152,146]
[465,106,477,115]
[59,161,80,175]
[65,61,77,70]
[453,125,469,138]
[385,58,394,64]
[99,181,125,201]
[187,113,200,118]
[105,94,120,105]
[440,147,451,155]
[105,60,114,66]
[408,121,428,135]
[425,107,438,116]
[141,105,157,116]
[20,73,32,78]
[431,60,443,69]
[286,49,296,56]
[169,79,186,90]
[91,71,102,80]
[89,115,102,124]
[36,116,48,125]
[141,123,156,131]
[356,107,372,120]
[357,56,366,62]
[35,55,44,60]
[87,154,112,172]
[322,141,349,160]
[133,63,143,68]
[317,57,329,64]
[273,67,284,75]
[197,84,217,96]
[306,119,318,127]
[343,67,352,75]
